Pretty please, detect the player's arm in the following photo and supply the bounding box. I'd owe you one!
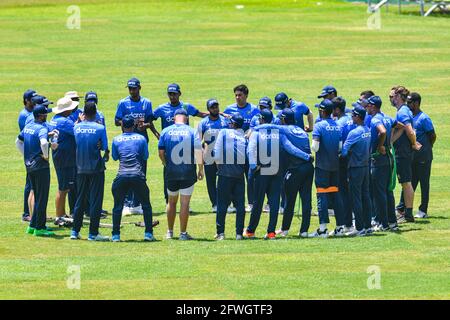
[280,134,311,161]
[111,140,119,161]
[429,131,437,147]
[194,131,204,180]
[147,120,160,139]
[305,111,314,132]
[376,124,387,155]
[158,132,166,166]
[404,123,421,151]
[248,131,259,170]
[341,132,357,158]
[15,136,24,155]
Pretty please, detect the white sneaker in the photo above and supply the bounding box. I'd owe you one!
[166,230,173,239]
[246,204,253,212]
[371,218,378,227]
[179,232,193,241]
[130,205,143,215]
[415,210,428,218]
[212,205,217,213]
[344,226,354,233]
[345,228,359,237]
[263,204,270,213]
[279,207,284,215]
[227,206,236,213]
[299,232,309,238]
[122,206,132,216]
[328,209,335,216]
[355,229,367,237]
[214,233,225,240]
[275,229,288,237]
[309,228,328,238]
[329,226,345,237]
[236,234,244,240]
[88,234,109,241]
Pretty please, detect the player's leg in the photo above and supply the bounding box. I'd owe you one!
[28,190,35,221]
[315,168,331,232]
[67,167,77,216]
[205,164,218,210]
[246,172,267,235]
[397,157,415,222]
[216,175,232,236]
[299,162,314,235]
[88,172,105,237]
[361,168,372,231]
[72,174,90,234]
[166,180,179,235]
[418,160,432,216]
[233,176,246,238]
[179,181,195,236]
[338,165,352,229]
[330,171,344,228]
[22,173,31,221]
[371,165,389,229]
[245,163,254,210]
[280,168,299,233]
[163,166,169,205]
[266,174,282,236]
[33,168,51,233]
[348,169,364,232]
[133,178,154,236]
[111,176,128,237]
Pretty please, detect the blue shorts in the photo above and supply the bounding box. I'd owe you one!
[395,156,412,184]
[315,167,339,193]
[56,167,77,191]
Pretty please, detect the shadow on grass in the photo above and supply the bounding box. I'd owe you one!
[412,220,430,225]
[427,216,448,220]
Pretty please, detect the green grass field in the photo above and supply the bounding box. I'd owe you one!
[0,0,449,299]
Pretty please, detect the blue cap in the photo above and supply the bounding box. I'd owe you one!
[23,89,37,101]
[352,106,366,119]
[258,96,272,108]
[318,85,337,98]
[122,114,135,128]
[126,77,140,88]
[315,99,334,113]
[167,83,181,93]
[259,108,273,123]
[351,100,363,108]
[85,91,98,103]
[206,98,219,109]
[33,105,49,117]
[31,95,53,106]
[366,95,382,109]
[274,92,289,110]
[230,113,244,128]
[174,108,188,116]
[280,108,295,123]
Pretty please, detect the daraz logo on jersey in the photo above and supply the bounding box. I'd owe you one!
[292,128,304,135]
[168,130,189,136]
[259,133,279,139]
[24,128,35,135]
[116,135,142,142]
[361,132,371,139]
[325,125,341,132]
[76,127,97,134]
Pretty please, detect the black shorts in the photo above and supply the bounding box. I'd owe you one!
[167,179,196,196]
[396,157,412,184]
[56,167,77,191]
[315,167,339,193]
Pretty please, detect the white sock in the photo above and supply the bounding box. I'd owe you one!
[319,224,327,232]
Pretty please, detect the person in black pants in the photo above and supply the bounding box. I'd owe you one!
[16,105,56,236]
[213,114,247,240]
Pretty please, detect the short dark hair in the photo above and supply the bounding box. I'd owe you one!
[233,84,249,96]
[408,92,421,105]
[332,97,346,112]
[360,90,375,99]
[84,101,97,117]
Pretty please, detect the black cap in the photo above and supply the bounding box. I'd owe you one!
[259,109,273,123]
[122,115,135,128]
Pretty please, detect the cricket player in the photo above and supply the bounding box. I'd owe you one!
[18,89,37,222]
[48,96,79,226]
[310,99,345,237]
[272,108,314,238]
[249,96,273,130]
[365,96,398,231]
[158,109,204,240]
[213,113,247,240]
[341,106,372,236]
[197,99,229,212]
[273,92,314,132]
[245,109,311,239]
[70,102,110,241]
[84,91,106,126]
[111,115,155,242]
[25,95,53,127]
[398,93,436,218]
[115,78,158,215]
[391,86,421,223]
[315,85,338,122]
[223,84,259,212]
[153,83,207,205]
[16,105,56,237]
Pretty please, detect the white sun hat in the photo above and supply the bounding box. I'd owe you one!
[53,96,79,114]
[64,91,81,100]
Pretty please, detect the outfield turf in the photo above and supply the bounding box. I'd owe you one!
[0,0,449,299]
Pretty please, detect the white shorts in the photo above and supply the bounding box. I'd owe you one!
[167,180,195,196]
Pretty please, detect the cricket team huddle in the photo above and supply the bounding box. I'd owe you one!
[16,78,436,241]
